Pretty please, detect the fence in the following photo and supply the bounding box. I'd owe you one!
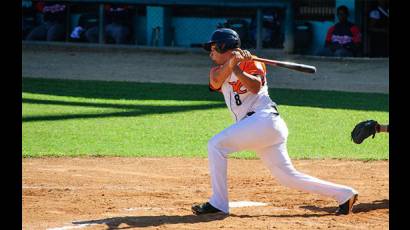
[22,0,292,51]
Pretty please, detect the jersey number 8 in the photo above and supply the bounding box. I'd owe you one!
[234,94,242,106]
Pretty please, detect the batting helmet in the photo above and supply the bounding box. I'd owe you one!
[203,28,241,53]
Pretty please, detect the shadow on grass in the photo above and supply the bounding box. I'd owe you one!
[71,213,228,229]
[23,77,388,112]
[22,98,225,122]
[300,199,389,214]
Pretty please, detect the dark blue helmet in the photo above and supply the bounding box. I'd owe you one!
[203,28,241,53]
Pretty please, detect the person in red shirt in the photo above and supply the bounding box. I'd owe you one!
[318,5,362,57]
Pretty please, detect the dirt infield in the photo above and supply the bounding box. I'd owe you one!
[23,157,388,230]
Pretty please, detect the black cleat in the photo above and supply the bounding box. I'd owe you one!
[192,202,223,215]
[336,194,358,215]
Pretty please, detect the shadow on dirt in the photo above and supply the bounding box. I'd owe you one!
[300,199,389,214]
[230,199,388,219]
[230,212,334,219]
[351,199,389,213]
[72,213,228,229]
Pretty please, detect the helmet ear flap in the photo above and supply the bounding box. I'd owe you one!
[216,42,227,53]
[215,38,239,53]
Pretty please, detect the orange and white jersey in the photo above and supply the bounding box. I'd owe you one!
[209,58,277,122]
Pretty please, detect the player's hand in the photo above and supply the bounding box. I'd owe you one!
[228,49,252,68]
[236,49,252,61]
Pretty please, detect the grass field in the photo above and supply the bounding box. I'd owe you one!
[22,77,389,160]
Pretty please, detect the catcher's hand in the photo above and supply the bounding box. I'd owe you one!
[351,120,379,144]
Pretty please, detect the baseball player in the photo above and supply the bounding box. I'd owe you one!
[191,28,358,216]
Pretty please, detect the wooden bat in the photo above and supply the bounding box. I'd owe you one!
[252,57,317,74]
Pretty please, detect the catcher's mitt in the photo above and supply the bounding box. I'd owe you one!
[351,120,380,144]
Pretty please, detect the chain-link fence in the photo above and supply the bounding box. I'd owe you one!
[22,1,286,50]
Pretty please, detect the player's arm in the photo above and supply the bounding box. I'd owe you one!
[209,61,235,90]
[377,124,389,133]
[324,26,335,50]
[233,66,262,94]
[348,25,362,52]
[231,50,262,94]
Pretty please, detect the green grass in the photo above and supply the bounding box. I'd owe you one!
[22,77,389,160]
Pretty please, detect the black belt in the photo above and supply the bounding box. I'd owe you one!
[246,111,255,116]
[272,105,280,115]
[246,105,279,117]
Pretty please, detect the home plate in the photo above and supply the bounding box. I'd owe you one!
[229,201,268,208]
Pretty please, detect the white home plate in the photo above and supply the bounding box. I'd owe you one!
[229,201,268,208]
[124,207,176,211]
[47,224,98,230]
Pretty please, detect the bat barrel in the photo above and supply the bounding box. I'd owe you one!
[276,62,317,74]
[253,57,316,74]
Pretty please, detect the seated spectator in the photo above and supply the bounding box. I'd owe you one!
[218,18,251,49]
[26,2,67,41]
[317,5,361,57]
[367,0,389,57]
[249,11,283,48]
[104,4,131,44]
[70,13,99,43]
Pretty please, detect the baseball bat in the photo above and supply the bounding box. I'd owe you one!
[253,57,317,74]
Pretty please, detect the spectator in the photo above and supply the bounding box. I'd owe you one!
[26,2,67,41]
[249,11,283,48]
[367,0,389,57]
[70,13,99,43]
[218,19,251,49]
[318,5,361,57]
[104,4,132,44]
[22,0,36,40]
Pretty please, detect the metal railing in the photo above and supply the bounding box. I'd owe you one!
[22,0,291,51]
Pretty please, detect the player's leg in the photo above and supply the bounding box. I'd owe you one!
[26,23,48,41]
[334,47,354,57]
[47,23,66,41]
[316,47,334,57]
[113,25,130,44]
[105,23,115,44]
[205,112,284,214]
[255,117,358,210]
[85,26,99,43]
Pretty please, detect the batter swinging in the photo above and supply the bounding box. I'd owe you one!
[191,28,358,215]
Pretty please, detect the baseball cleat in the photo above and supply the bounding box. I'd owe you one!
[336,193,358,215]
[192,202,223,215]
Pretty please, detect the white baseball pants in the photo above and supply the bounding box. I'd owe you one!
[207,110,358,214]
